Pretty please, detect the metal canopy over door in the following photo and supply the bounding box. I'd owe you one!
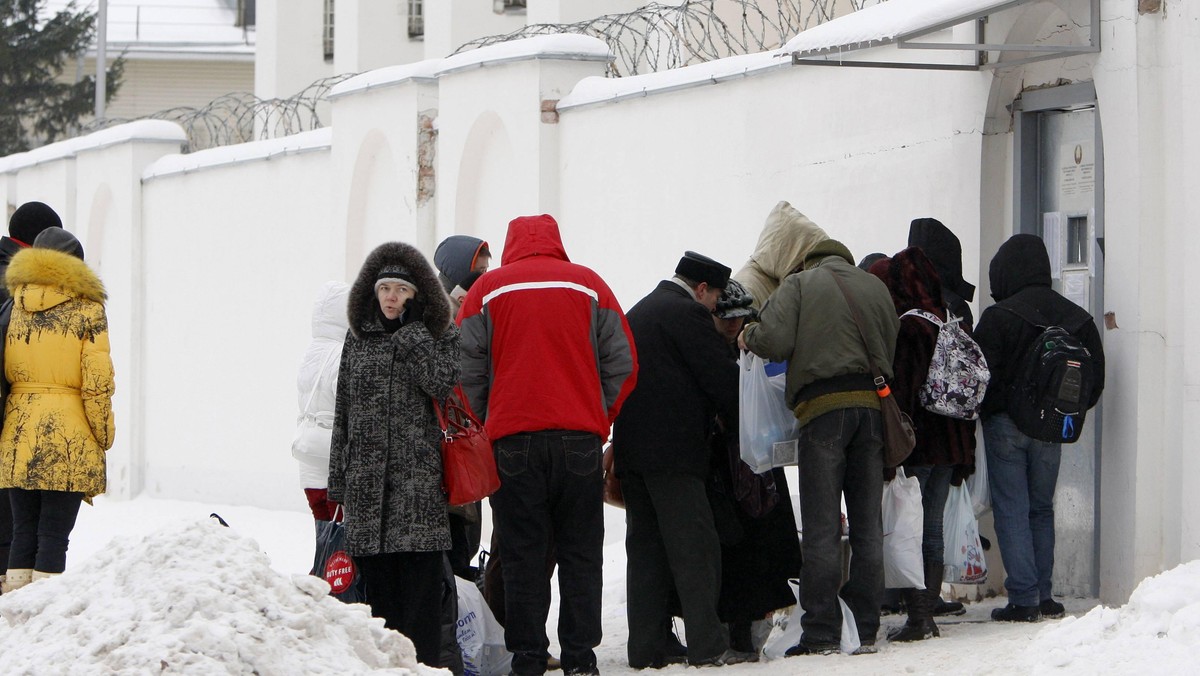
[1013,82,1104,598]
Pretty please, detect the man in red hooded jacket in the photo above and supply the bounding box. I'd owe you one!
[458,214,637,676]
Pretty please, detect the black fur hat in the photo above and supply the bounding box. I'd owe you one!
[348,242,450,339]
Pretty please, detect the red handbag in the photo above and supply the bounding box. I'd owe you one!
[434,385,500,506]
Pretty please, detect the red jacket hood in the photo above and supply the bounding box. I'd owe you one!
[502,215,570,265]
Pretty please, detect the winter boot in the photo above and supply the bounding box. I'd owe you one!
[31,570,60,582]
[887,562,941,643]
[2,568,33,593]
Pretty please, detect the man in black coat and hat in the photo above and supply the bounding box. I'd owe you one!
[613,251,752,668]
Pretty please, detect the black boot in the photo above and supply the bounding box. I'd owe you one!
[888,562,941,643]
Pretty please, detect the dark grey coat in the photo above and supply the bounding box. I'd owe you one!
[328,242,461,556]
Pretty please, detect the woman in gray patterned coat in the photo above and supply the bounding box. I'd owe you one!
[328,241,461,667]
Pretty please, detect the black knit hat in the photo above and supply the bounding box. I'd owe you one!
[374,264,419,293]
[675,251,731,289]
[9,201,62,244]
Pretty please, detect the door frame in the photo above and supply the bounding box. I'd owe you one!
[1011,80,1104,597]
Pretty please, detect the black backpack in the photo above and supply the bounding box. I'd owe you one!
[998,301,1097,443]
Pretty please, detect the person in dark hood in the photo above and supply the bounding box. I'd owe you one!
[434,235,490,318]
[974,234,1104,623]
[867,248,976,642]
[327,241,461,668]
[432,235,490,586]
[908,218,976,328]
[857,252,887,272]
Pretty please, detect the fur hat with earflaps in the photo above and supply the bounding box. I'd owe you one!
[348,242,450,339]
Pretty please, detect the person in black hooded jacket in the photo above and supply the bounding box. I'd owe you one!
[974,233,1104,623]
[908,218,977,329]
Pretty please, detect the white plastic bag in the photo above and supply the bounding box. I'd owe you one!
[943,483,988,584]
[881,467,925,590]
[761,581,860,657]
[455,577,512,676]
[739,352,799,473]
[967,435,990,518]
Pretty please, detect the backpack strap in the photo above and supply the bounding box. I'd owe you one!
[899,309,948,326]
[996,297,1091,333]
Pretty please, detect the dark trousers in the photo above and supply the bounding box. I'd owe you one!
[8,488,83,573]
[798,407,884,647]
[447,506,482,579]
[623,471,727,666]
[491,430,604,676]
[355,550,446,668]
[0,488,11,574]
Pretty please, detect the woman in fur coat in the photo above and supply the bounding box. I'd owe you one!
[327,242,461,667]
[0,227,114,592]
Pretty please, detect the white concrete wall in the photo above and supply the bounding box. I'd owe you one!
[334,0,425,76]
[3,0,1198,603]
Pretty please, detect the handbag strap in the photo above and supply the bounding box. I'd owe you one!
[302,347,339,416]
[825,267,888,394]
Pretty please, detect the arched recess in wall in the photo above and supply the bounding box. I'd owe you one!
[978,0,1093,293]
[84,184,114,270]
[344,129,405,276]
[454,111,520,259]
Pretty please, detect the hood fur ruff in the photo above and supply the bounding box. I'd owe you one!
[5,247,106,303]
[348,241,451,340]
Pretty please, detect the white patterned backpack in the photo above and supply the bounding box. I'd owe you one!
[900,310,991,420]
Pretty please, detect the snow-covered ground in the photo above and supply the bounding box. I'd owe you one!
[0,495,1196,674]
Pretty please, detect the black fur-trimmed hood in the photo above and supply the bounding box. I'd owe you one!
[348,242,451,340]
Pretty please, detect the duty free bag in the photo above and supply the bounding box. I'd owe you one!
[311,506,366,603]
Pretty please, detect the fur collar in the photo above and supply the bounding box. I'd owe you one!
[348,242,451,340]
[4,247,106,303]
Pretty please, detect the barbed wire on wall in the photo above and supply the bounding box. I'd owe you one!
[77,1,886,152]
[79,73,358,153]
[454,0,883,77]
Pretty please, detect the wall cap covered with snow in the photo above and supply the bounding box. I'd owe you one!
[0,120,187,174]
[142,128,333,181]
[328,59,443,100]
[434,34,612,77]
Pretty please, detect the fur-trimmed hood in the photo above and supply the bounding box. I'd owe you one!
[5,247,107,310]
[348,241,450,339]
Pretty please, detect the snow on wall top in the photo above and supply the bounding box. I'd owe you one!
[329,60,444,100]
[142,127,333,180]
[435,34,613,76]
[557,50,791,111]
[42,0,254,57]
[0,120,187,173]
[784,0,1019,55]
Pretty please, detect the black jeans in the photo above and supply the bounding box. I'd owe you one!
[491,430,604,676]
[0,488,11,575]
[797,407,884,647]
[8,488,84,573]
[623,471,727,666]
[355,550,446,668]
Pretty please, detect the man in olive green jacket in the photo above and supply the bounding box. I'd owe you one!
[740,239,899,654]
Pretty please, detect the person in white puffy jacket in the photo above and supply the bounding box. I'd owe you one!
[293,281,350,522]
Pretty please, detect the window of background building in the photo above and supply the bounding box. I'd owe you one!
[323,0,335,62]
[494,0,527,14]
[408,0,424,38]
[236,0,256,27]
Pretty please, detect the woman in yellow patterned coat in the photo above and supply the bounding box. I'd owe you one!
[0,227,114,592]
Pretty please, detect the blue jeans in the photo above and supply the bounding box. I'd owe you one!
[797,407,884,646]
[908,465,953,567]
[983,413,1062,606]
[490,430,604,676]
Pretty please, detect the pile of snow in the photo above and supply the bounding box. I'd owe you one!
[1029,560,1200,673]
[0,519,439,675]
